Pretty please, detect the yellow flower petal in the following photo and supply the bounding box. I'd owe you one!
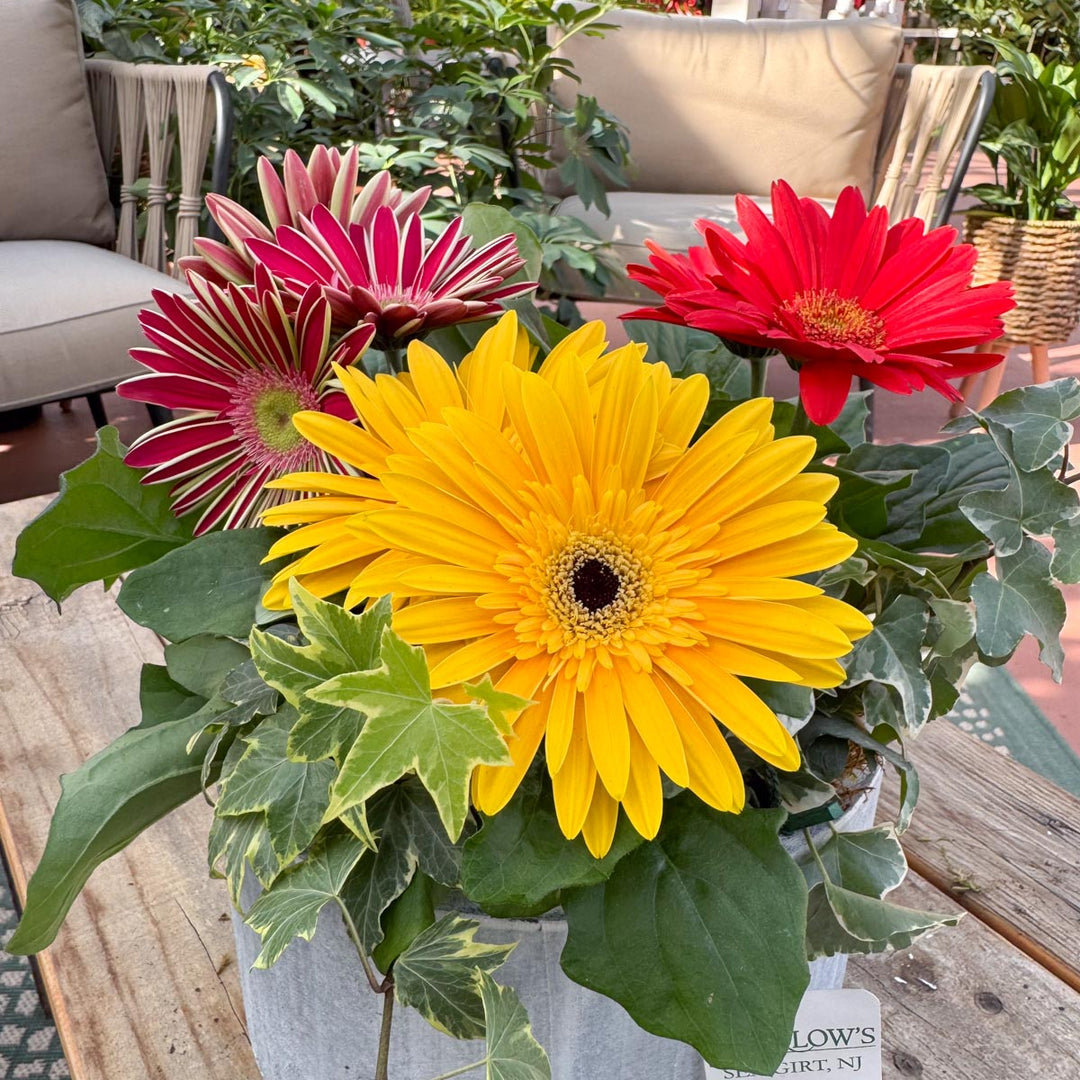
[550,702,597,840]
[393,598,497,644]
[581,783,620,858]
[622,725,663,841]
[583,663,631,801]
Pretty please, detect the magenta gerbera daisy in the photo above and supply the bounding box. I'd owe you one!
[246,204,536,347]
[117,267,375,535]
[180,145,430,288]
[624,180,1016,424]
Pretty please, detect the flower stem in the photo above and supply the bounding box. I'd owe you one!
[789,399,814,437]
[427,1061,487,1080]
[384,343,404,375]
[375,983,395,1080]
[749,357,769,398]
[336,899,384,994]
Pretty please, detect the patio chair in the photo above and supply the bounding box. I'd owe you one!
[547,10,993,302]
[0,0,232,428]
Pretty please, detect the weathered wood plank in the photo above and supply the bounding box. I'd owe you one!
[878,719,1080,991]
[848,873,1080,1079]
[0,495,259,1080]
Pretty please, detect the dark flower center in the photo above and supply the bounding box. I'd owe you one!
[571,557,621,613]
[783,289,887,351]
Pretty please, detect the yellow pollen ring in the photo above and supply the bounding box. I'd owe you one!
[540,531,652,647]
[782,288,887,351]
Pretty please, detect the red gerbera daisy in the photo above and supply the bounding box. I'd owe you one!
[117,267,375,535]
[246,204,536,347]
[624,180,1015,424]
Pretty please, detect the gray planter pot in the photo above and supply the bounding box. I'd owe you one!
[232,771,882,1080]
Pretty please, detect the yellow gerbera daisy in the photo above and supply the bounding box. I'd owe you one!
[264,312,871,856]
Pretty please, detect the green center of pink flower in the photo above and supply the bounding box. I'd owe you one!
[230,370,320,469]
[783,289,886,351]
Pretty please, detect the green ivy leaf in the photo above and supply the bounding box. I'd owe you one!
[372,871,436,973]
[798,826,908,897]
[216,710,336,866]
[337,778,461,956]
[971,536,1067,678]
[977,378,1080,471]
[11,426,193,603]
[243,830,368,968]
[961,463,1079,557]
[561,801,808,1075]
[118,527,287,641]
[477,970,552,1080]
[220,658,280,718]
[249,585,391,762]
[393,914,514,1039]
[8,680,213,954]
[806,878,959,959]
[461,767,642,917]
[314,627,512,841]
[928,599,977,658]
[844,595,932,735]
[1051,519,1080,583]
[208,811,279,908]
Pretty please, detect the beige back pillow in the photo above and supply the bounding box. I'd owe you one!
[0,0,115,244]
[551,11,902,200]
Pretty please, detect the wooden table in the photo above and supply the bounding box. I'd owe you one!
[2,493,1078,1078]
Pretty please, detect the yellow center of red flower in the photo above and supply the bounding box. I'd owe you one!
[783,289,886,351]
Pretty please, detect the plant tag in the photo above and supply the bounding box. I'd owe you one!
[705,989,882,1079]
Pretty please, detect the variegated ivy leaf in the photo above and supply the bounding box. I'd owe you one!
[207,811,279,908]
[797,825,908,897]
[215,708,335,866]
[244,830,368,968]
[477,970,551,1080]
[802,824,958,960]
[249,583,391,762]
[314,627,512,841]
[338,777,466,954]
[464,676,531,736]
[844,594,932,736]
[392,914,514,1039]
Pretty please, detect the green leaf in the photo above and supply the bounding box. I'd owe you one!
[561,801,808,1075]
[477,970,551,1080]
[208,811,278,908]
[336,777,461,955]
[372,870,436,973]
[464,676,531,737]
[977,378,1080,472]
[220,658,281,717]
[825,466,914,538]
[249,585,391,762]
[8,696,212,953]
[11,426,193,603]
[806,879,959,959]
[393,914,514,1039]
[461,767,642,917]
[118,527,286,641]
[971,536,1067,678]
[1051,519,1080,583]
[216,710,336,866]
[798,826,907,897]
[164,634,251,698]
[844,595,932,735]
[138,663,206,725]
[961,463,1079,556]
[461,202,543,283]
[243,830,368,968]
[314,627,512,840]
[928,599,976,657]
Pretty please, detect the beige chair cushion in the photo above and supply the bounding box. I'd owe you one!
[558,191,835,303]
[551,11,901,200]
[0,241,187,409]
[0,0,115,244]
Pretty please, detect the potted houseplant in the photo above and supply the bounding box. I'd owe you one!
[6,155,1080,1080]
[964,39,1080,391]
